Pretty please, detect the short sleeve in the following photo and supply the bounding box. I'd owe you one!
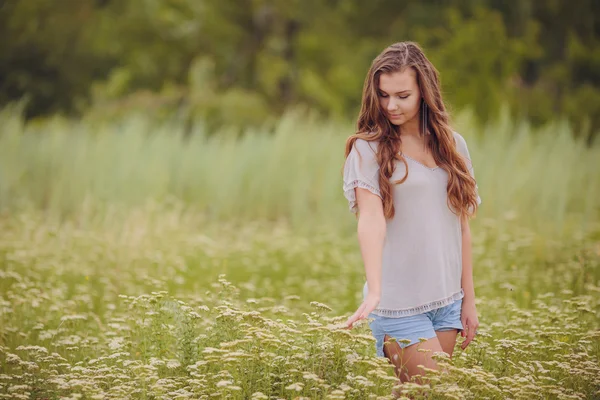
[453,131,482,206]
[342,138,382,213]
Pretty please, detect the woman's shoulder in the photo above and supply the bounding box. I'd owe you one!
[451,130,470,155]
[452,130,466,146]
[351,133,380,155]
[451,130,475,170]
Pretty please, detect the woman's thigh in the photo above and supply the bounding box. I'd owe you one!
[383,333,444,383]
[435,329,459,358]
[431,298,464,357]
[368,312,442,382]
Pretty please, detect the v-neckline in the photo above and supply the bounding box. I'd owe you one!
[400,153,440,171]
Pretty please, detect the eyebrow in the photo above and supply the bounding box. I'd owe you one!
[378,89,411,95]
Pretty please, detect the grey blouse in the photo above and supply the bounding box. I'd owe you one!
[342,131,481,317]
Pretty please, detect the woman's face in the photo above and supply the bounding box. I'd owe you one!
[377,68,421,126]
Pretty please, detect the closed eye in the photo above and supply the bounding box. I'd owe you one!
[378,92,409,99]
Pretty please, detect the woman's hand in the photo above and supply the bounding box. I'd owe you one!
[460,297,479,350]
[345,292,380,329]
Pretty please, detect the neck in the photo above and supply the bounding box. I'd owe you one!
[399,117,421,137]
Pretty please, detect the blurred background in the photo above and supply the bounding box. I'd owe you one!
[0,0,600,232]
[1,0,599,233]
[0,0,599,236]
[1,0,599,134]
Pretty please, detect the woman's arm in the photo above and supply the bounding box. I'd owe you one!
[460,212,479,349]
[357,188,386,300]
[460,213,475,302]
[345,187,386,328]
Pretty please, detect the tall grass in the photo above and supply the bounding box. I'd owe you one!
[0,104,598,237]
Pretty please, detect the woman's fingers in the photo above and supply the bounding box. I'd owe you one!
[461,322,478,349]
[461,328,470,348]
[345,304,366,329]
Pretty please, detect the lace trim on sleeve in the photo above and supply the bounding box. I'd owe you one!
[343,179,382,213]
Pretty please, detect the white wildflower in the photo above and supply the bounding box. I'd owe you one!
[309,301,332,312]
[107,337,124,350]
[285,382,304,391]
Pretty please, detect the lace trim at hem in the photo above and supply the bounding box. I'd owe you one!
[371,289,465,318]
[343,180,382,213]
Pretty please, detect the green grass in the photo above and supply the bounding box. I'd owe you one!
[0,105,599,398]
[1,105,598,236]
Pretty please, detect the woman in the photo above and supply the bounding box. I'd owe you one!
[342,41,481,384]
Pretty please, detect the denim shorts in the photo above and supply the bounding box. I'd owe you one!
[366,298,464,357]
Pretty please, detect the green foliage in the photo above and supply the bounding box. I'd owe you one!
[415,7,541,122]
[1,0,599,135]
[0,0,112,117]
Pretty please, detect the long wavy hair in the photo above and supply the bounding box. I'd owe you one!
[344,41,479,220]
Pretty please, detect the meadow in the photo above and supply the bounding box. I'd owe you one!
[0,105,599,399]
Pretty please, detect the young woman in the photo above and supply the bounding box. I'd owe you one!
[342,42,481,384]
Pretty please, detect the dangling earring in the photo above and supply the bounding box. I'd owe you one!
[421,98,429,136]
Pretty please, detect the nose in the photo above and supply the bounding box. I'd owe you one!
[387,97,399,111]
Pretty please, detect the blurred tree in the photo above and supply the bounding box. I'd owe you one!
[415,6,541,122]
[468,0,600,138]
[0,0,598,137]
[0,0,114,118]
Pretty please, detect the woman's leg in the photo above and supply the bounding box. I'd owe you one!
[382,334,444,384]
[431,299,463,360]
[435,329,459,358]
